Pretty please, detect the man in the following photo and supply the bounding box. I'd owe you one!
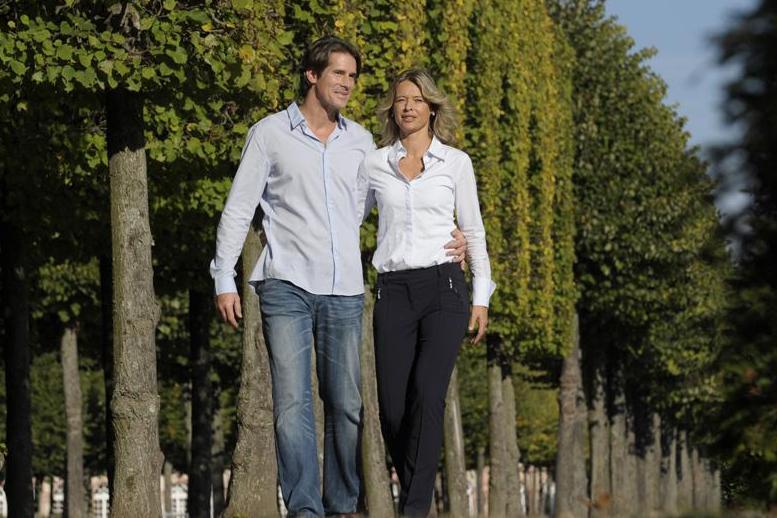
[210,36,465,517]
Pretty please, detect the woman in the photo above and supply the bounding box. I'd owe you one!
[356,69,495,517]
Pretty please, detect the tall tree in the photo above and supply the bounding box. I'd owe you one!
[709,0,777,504]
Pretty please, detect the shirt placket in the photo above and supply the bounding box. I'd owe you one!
[323,132,341,293]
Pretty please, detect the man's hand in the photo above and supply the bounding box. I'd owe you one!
[215,292,242,330]
[469,306,488,344]
[445,228,467,265]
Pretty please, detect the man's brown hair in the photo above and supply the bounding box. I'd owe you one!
[299,36,362,98]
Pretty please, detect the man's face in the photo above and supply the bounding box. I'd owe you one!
[307,52,358,112]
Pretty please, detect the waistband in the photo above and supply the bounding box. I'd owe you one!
[377,261,463,283]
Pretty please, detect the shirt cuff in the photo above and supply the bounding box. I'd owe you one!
[472,277,496,307]
[214,275,238,296]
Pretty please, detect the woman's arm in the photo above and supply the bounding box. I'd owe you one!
[453,153,496,308]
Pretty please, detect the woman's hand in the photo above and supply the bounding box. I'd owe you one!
[468,305,488,344]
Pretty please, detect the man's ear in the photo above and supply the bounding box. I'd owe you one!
[305,68,318,87]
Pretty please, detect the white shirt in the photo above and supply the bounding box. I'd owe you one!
[356,137,496,307]
[209,102,375,296]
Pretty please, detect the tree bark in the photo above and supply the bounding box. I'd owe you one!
[608,376,628,517]
[189,288,213,518]
[633,396,660,517]
[163,460,173,515]
[359,289,395,517]
[587,347,610,518]
[676,430,693,512]
[554,313,588,518]
[224,222,278,517]
[443,367,468,518]
[107,88,164,518]
[1,219,35,518]
[61,325,86,518]
[477,447,486,517]
[690,448,705,511]
[501,365,523,517]
[487,337,507,518]
[658,425,677,516]
[99,254,115,499]
[212,408,227,517]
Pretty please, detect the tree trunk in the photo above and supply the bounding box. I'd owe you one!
[224,222,278,517]
[443,367,468,518]
[477,447,486,517]
[690,448,704,511]
[107,88,164,518]
[658,424,677,515]
[608,377,628,517]
[0,220,34,518]
[501,365,523,517]
[587,347,610,518]
[61,325,86,518]
[487,337,507,518]
[634,408,661,516]
[676,430,693,512]
[212,408,227,517]
[554,313,588,518]
[359,289,395,517]
[163,460,173,515]
[711,466,721,513]
[188,288,213,518]
[99,254,115,499]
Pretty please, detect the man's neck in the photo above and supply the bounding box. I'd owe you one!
[400,129,432,158]
[299,94,339,133]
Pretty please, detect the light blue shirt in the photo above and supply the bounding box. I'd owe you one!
[210,102,375,296]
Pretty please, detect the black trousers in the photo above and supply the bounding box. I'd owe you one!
[373,262,469,517]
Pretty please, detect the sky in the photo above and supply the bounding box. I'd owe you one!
[604,0,757,215]
[604,0,756,151]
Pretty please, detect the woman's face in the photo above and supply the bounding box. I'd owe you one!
[393,80,431,138]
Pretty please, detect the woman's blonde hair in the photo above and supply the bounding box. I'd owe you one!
[377,68,457,147]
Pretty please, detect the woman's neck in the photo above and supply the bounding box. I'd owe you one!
[400,129,432,157]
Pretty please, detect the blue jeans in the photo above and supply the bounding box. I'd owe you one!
[257,278,364,517]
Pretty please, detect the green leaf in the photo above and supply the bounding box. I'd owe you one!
[231,0,253,11]
[10,60,27,76]
[165,46,187,65]
[56,44,74,61]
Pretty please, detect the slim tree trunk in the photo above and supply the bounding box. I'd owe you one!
[224,222,278,516]
[212,408,226,517]
[107,88,164,518]
[634,406,660,517]
[690,448,705,511]
[99,254,115,499]
[487,337,507,518]
[61,325,86,518]
[554,313,588,518]
[587,347,610,518]
[676,430,693,512]
[163,460,173,515]
[189,288,213,518]
[608,376,628,517]
[1,220,35,518]
[360,289,394,516]
[658,424,677,516]
[443,367,468,518]
[477,447,486,517]
[502,365,523,517]
[312,347,325,485]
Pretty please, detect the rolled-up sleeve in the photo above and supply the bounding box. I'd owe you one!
[209,124,271,294]
[454,154,496,307]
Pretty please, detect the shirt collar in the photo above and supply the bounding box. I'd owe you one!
[287,102,347,131]
[390,135,448,161]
